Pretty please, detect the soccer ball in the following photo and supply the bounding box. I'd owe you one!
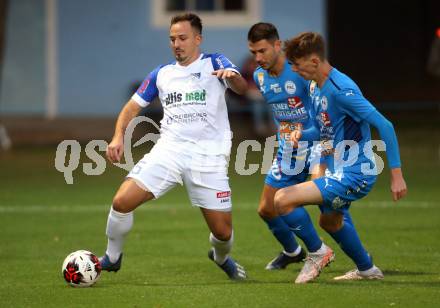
[62,250,101,287]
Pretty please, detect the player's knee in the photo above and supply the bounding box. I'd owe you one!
[212,228,232,242]
[273,189,292,214]
[257,200,277,219]
[319,213,343,233]
[112,194,135,213]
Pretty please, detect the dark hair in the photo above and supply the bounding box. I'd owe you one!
[170,13,203,34]
[247,22,279,43]
[283,32,326,61]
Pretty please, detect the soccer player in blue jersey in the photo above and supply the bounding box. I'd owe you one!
[277,32,407,283]
[99,13,248,280]
[247,23,334,270]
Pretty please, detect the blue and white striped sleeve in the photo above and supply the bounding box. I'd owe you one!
[131,66,161,107]
[211,53,240,75]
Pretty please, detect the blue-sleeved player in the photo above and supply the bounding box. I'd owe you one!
[247,23,334,270]
[277,32,408,283]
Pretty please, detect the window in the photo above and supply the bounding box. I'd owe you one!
[151,0,261,28]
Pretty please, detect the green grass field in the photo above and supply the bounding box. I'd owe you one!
[1,123,440,307]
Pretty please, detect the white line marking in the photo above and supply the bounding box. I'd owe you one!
[0,201,436,213]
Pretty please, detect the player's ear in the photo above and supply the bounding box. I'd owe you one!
[273,39,282,52]
[311,55,320,67]
[195,33,202,46]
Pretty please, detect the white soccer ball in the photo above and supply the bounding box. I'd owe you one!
[62,250,101,287]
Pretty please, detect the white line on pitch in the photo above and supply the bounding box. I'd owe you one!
[0,201,437,213]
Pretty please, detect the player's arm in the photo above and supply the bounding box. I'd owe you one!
[212,69,247,95]
[107,100,142,163]
[107,66,160,163]
[337,90,407,201]
[364,110,407,201]
[289,123,303,148]
[210,53,248,95]
[310,162,327,180]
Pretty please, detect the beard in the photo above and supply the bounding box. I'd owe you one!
[174,50,186,62]
[175,54,185,62]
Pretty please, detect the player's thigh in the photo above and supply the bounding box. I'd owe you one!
[200,207,232,241]
[127,146,183,200]
[262,163,309,218]
[274,181,323,214]
[314,174,376,213]
[112,179,155,213]
[183,169,232,212]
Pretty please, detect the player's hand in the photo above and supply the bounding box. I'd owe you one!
[212,69,239,80]
[106,136,124,163]
[390,168,407,201]
[289,124,303,148]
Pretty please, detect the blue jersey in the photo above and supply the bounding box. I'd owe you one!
[253,62,320,163]
[314,68,378,177]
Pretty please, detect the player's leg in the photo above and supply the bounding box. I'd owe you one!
[200,208,246,280]
[274,181,335,283]
[274,180,324,213]
[314,176,383,280]
[258,184,306,270]
[101,145,182,272]
[320,211,383,280]
[277,168,328,254]
[100,179,154,271]
[200,208,232,264]
[184,164,246,280]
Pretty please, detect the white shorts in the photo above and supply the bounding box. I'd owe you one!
[127,140,232,211]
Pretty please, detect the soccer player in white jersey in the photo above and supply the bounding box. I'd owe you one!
[99,13,248,280]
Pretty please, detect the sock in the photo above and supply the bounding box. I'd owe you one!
[281,207,323,252]
[328,221,373,271]
[313,243,327,255]
[360,265,377,275]
[105,207,133,263]
[283,246,302,257]
[263,216,299,254]
[209,232,233,265]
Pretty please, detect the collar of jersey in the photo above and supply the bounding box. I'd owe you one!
[175,53,203,69]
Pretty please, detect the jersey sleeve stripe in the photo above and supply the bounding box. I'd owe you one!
[131,92,150,108]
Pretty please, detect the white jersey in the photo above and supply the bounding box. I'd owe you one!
[132,53,239,155]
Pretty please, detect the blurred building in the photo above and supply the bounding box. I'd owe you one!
[0,0,324,117]
[0,0,438,145]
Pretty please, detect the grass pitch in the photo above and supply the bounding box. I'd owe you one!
[1,123,439,307]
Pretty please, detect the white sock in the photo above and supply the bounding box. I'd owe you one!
[313,243,327,255]
[209,231,233,265]
[105,207,133,263]
[359,265,379,275]
[283,245,302,257]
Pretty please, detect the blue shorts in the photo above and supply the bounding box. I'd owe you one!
[265,157,309,189]
[313,173,377,214]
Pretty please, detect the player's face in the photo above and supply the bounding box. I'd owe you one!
[169,21,202,65]
[290,55,319,80]
[248,39,281,70]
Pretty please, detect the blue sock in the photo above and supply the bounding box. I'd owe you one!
[328,221,373,271]
[264,216,299,253]
[281,207,323,252]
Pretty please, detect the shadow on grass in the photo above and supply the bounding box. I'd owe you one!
[382,269,437,276]
[318,280,440,288]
